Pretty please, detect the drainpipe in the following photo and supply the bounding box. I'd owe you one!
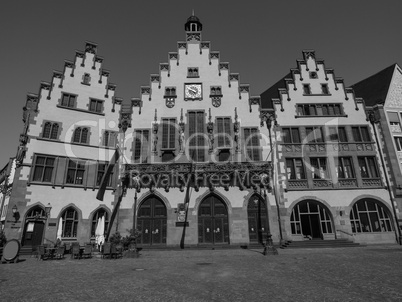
[369,112,402,244]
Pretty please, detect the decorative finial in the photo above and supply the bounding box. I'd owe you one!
[180,108,183,123]
[209,108,212,122]
[154,108,157,122]
[235,107,238,121]
[192,9,195,16]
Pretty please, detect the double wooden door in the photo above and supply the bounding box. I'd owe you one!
[247,197,268,244]
[198,196,229,244]
[137,197,167,245]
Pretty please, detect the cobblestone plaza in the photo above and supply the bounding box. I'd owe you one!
[1,246,402,301]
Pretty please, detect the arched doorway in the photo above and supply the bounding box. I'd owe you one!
[22,206,46,246]
[198,195,229,245]
[247,194,268,244]
[290,200,333,239]
[137,196,167,246]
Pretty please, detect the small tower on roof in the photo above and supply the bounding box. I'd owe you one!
[185,10,202,32]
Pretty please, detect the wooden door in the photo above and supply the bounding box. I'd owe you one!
[137,197,167,246]
[198,196,229,244]
[247,197,268,244]
[23,221,44,246]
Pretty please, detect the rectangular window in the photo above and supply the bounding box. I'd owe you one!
[32,155,55,182]
[310,158,329,179]
[102,131,118,148]
[161,118,176,149]
[217,117,231,147]
[244,128,261,161]
[165,87,176,97]
[42,122,60,140]
[286,158,306,180]
[66,160,86,185]
[327,126,347,142]
[61,93,76,108]
[297,104,342,116]
[188,111,205,162]
[187,67,199,77]
[96,162,113,187]
[133,130,150,163]
[335,157,355,179]
[358,157,379,178]
[305,127,324,143]
[210,86,222,96]
[394,137,402,151]
[352,126,371,142]
[89,99,103,113]
[303,84,311,95]
[321,84,329,94]
[282,127,301,143]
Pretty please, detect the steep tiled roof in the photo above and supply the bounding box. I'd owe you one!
[351,64,396,106]
[260,73,290,109]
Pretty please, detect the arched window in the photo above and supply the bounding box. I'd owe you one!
[350,199,394,233]
[60,207,79,238]
[73,127,89,144]
[50,123,59,139]
[42,122,59,140]
[91,208,109,237]
[26,206,45,218]
[290,200,333,238]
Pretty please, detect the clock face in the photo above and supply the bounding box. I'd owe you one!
[185,84,202,99]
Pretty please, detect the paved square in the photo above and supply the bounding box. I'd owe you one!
[1,245,402,301]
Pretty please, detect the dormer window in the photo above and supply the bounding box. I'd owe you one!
[321,84,329,94]
[82,73,91,85]
[303,84,311,95]
[188,67,199,78]
[210,86,222,96]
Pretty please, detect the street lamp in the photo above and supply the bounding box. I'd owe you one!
[45,203,52,218]
[262,189,278,255]
[12,205,20,223]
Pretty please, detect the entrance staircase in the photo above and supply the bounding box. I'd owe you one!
[280,238,362,249]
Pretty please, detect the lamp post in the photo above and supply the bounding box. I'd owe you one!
[43,203,52,245]
[262,189,278,255]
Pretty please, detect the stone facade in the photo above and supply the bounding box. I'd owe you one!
[2,15,400,247]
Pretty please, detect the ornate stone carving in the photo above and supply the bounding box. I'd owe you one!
[234,108,240,153]
[207,108,214,154]
[211,97,221,107]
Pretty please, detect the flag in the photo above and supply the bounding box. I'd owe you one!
[180,160,194,249]
[96,149,120,201]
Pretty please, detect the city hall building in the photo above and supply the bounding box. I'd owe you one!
[2,14,401,249]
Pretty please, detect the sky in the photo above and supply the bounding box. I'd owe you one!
[1,0,402,166]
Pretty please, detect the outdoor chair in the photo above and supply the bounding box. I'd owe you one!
[71,243,81,260]
[55,245,65,259]
[102,243,111,259]
[115,244,123,259]
[82,244,92,258]
[37,245,50,261]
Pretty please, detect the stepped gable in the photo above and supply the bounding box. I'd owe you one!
[260,50,363,112]
[30,41,118,108]
[351,64,397,106]
[132,13,260,113]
